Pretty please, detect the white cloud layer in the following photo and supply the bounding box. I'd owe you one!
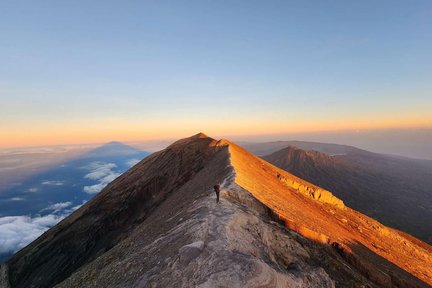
[42,202,72,213]
[126,158,140,167]
[83,162,120,194]
[67,202,86,213]
[0,214,63,255]
[0,200,86,256]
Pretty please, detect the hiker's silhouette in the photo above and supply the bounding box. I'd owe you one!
[213,184,220,203]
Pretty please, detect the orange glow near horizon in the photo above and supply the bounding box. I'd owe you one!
[1,115,432,148]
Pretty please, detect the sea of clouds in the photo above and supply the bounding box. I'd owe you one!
[82,162,121,194]
[0,158,139,258]
[0,201,84,256]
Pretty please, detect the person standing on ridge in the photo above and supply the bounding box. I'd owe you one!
[214,184,220,203]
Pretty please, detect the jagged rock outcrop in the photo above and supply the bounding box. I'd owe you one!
[4,133,432,288]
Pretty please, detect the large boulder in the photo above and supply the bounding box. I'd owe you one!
[179,241,205,265]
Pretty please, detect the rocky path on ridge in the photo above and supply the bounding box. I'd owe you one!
[56,181,379,288]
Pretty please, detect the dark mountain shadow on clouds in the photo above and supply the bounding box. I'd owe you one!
[0,142,149,261]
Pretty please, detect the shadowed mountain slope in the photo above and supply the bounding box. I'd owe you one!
[2,134,431,288]
[262,146,432,244]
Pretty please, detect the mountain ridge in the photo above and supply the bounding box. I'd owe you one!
[263,145,432,244]
[3,133,431,288]
[226,140,431,285]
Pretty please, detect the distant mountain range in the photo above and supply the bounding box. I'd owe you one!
[2,134,430,288]
[247,142,432,244]
[241,140,362,157]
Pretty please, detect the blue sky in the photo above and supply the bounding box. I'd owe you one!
[0,0,431,147]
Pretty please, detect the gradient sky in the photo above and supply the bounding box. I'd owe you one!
[1,0,432,148]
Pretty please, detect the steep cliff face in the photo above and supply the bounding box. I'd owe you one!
[227,141,431,287]
[3,134,431,288]
[262,146,432,244]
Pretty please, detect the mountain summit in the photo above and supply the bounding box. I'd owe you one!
[2,134,431,288]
